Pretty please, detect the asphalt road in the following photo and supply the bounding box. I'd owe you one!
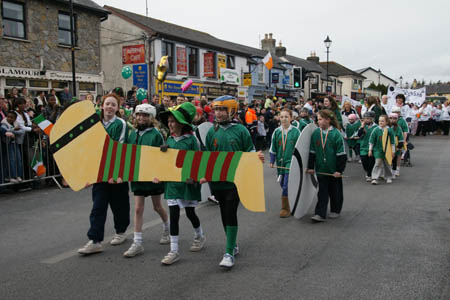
[1,135,449,300]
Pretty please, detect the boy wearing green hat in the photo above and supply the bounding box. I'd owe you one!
[156,102,205,265]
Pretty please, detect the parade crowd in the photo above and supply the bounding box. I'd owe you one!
[1,83,450,268]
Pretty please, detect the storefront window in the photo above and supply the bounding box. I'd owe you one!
[51,81,68,89]
[2,1,25,39]
[29,80,48,88]
[5,78,26,87]
[79,82,96,91]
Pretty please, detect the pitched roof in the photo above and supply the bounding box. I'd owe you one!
[280,55,324,73]
[105,6,251,57]
[54,0,109,16]
[319,62,365,79]
[354,66,397,84]
[426,84,450,95]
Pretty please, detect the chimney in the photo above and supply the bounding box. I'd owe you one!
[261,32,276,53]
[307,51,320,64]
[275,41,286,57]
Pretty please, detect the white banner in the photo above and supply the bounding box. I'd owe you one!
[342,95,362,107]
[387,85,426,107]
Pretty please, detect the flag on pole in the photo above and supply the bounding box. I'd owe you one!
[33,114,53,136]
[262,52,273,70]
[31,145,46,177]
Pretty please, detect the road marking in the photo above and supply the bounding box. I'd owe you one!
[41,201,211,264]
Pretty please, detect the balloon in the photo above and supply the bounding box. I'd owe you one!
[181,79,193,92]
[136,88,147,101]
[122,66,132,79]
[157,56,169,82]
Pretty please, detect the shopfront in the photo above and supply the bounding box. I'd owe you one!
[204,84,238,100]
[0,66,103,99]
[247,85,275,103]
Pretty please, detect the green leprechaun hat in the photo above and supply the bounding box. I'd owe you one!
[159,101,196,129]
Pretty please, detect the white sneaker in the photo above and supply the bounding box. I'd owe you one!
[78,240,103,255]
[371,179,378,185]
[208,195,219,204]
[311,215,326,222]
[9,178,18,183]
[161,251,180,265]
[386,178,392,184]
[358,159,362,164]
[110,233,126,245]
[159,229,170,245]
[328,212,340,219]
[123,242,144,258]
[190,235,206,252]
[219,253,235,268]
[16,177,22,182]
[365,176,372,182]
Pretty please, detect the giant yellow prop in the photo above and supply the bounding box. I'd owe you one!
[49,101,265,212]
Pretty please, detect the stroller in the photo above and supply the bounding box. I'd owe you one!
[402,134,414,167]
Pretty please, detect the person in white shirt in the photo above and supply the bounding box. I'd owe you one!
[381,95,392,115]
[416,102,432,136]
[441,100,450,135]
[410,105,420,136]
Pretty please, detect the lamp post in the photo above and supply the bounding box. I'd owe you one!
[69,0,76,97]
[399,76,403,88]
[324,35,332,93]
[378,68,381,98]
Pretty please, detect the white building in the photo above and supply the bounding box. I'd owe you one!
[355,67,398,97]
[101,6,250,100]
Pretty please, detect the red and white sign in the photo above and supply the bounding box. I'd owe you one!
[122,45,145,65]
[176,46,187,76]
[204,52,215,78]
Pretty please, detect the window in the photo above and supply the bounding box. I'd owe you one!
[226,55,235,69]
[58,12,77,45]
[79,82,96,91]
[29,80,48,88]
[5,78,25,87]
[162,42,174,73]
[2,1,25,38]
[51,81,68,89]
[188,47,198,76]
[258,64,264,83]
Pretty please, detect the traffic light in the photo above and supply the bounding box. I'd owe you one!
[293,67,302,89]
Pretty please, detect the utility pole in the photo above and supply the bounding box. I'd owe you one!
[69,0,76,97]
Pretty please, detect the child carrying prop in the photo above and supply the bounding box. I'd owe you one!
[306,109,347,222]
[77,93,130,255]
[344,114,361,162]
[358,111,377,182]
[388,113,404,180]
[269,108,301,218]
[123,104,170,258]
[201,95,265,269]
[368,115,395,185]
[154,102,205,265]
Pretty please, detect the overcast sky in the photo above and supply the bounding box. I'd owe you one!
[96,0,450,84]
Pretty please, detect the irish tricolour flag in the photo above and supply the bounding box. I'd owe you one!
[262,52,273,70]
[33,114,53,136]
[31,147,46,177]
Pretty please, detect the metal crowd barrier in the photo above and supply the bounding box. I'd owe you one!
[0,132,62,191]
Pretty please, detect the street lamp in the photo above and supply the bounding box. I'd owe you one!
[399,76,403,88]
[324,35,332,93]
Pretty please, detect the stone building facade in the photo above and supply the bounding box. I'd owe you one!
[0,0,108,98]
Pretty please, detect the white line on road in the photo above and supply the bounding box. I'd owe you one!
[41,201,211,264]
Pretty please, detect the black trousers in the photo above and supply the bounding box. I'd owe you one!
[361,155,375,177]
[88,182,130,243]
[214,188,240,230]
[416,120,430,136]
[315,176,343,218]
[442,121,450,136]
[169,205,200,236]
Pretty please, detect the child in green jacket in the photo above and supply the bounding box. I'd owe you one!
[269,108,301,218]
[123,104,169,258]
[156,102,205,265]
[344,114,361,162]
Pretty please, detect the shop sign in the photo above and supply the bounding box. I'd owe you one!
[204,53,215,78]
[163,80,201,95]
[219,68,239,85]
[133,64,148,90]
[122,44,145,64]
[0,66,103,83]
[217,54,226,78]
[243,73,252,86]
[176,46,187,76]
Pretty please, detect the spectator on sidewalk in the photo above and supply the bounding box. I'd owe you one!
[60,87,72,106]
